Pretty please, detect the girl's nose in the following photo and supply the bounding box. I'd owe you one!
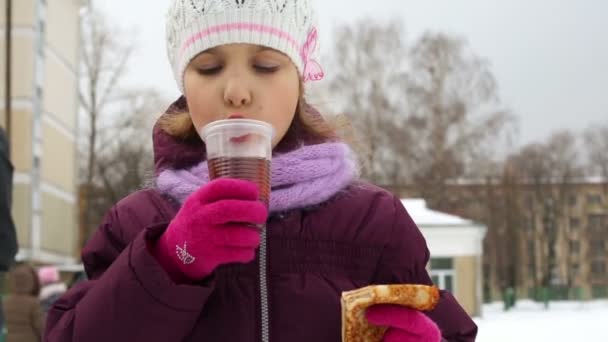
[223,78,252,108]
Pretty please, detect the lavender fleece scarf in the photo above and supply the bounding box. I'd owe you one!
[156,142,359,213]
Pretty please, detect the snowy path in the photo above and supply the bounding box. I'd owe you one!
[474,300,608,341]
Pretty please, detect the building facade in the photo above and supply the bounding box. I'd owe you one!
[389,179,608,302]
[1,0,83,265]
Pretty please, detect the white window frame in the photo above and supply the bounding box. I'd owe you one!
[431,269,457,293]
[430,257,457,293]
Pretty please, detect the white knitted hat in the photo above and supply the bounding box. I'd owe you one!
[166,0,325,94]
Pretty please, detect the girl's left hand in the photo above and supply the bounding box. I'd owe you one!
[365,304,442,342]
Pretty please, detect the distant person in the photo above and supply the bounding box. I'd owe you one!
[2,263,44,342]
[36,267,66,318]
[44,1,476,341]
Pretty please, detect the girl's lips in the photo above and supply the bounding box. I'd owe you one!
[228,114,245,119]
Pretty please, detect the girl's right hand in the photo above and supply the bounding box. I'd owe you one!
[151,178,268,282]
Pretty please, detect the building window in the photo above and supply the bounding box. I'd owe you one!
[38,15,46,54]
[33,120,42,141]
[588,214,606,231]
[571,263,580,277]
[570,240,580,254]
[527,240,536,277]
[569,195,577,206]
[587,194,602,205]
[32,156,41,212]
[591,240,605,256]
[430,258,455,293]
[526,218,535,231]
[528,240,535,254]
[570,218,580,229]
[431,258,453,270]
[591,261,606,275]
[38,40,45,57]
[525,195,534,208]
[35,58,45,88]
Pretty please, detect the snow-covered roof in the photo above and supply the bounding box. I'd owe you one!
[401,199,475,226]
[402,199,486,256]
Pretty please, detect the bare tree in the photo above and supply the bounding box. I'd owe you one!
[584,123,608,184]
[406,32,514,210]
[543,131,583,297]
[82,89,165,239]
[325,22,514,194]
[78,8,135,247]
[96,88,163,204]
[325,20,412,185]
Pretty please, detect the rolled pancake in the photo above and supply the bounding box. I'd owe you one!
[341,284,440,342]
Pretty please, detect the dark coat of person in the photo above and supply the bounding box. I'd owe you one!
[2,264,44,342]
[0,127,17,272]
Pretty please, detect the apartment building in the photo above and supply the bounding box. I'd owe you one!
[1,0,83,265]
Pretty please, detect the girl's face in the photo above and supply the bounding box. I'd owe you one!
[184,43,300,148]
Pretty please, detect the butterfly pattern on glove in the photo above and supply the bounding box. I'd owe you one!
[176,241,196,265]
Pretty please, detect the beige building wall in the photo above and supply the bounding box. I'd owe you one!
[7,110,33,170]
[43,59,78,130]
[4,107,34,261]
[12,184,32,249]
[46,0,80,67]
[40,123,78,256]
[41,192,76,253]
[41,124,75,191]
[37,0,81,260]
[0,0,36,99]
[2,0,82,265]
[454,256,481,317]
[0,38,35,101]
[44,0,80,132]
[2,0,37,26]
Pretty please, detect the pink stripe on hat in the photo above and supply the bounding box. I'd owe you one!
[180,22,302,62]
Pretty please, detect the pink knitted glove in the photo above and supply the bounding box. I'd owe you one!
[151,178,268,283]
[366,305,442,342]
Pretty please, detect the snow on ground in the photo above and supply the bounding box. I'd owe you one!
[474,300,608,341]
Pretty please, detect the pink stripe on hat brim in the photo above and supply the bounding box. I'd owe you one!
[180,22,302,63]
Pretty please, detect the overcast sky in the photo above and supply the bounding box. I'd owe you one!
[95,0,608,147]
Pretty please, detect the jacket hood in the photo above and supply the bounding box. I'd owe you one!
[153,96,205,174]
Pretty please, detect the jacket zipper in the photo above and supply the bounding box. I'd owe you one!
[259,227,270,342]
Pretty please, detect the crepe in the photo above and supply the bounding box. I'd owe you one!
[341,284,440,342]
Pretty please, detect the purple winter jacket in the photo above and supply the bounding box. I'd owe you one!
[45,98,477,341]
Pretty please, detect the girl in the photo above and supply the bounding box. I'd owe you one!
[45,1,477,341]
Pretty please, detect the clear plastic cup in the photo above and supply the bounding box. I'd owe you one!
[200,119,274,207]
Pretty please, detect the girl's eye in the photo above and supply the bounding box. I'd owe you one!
[254,64,279,73]
[197,66,222,75]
